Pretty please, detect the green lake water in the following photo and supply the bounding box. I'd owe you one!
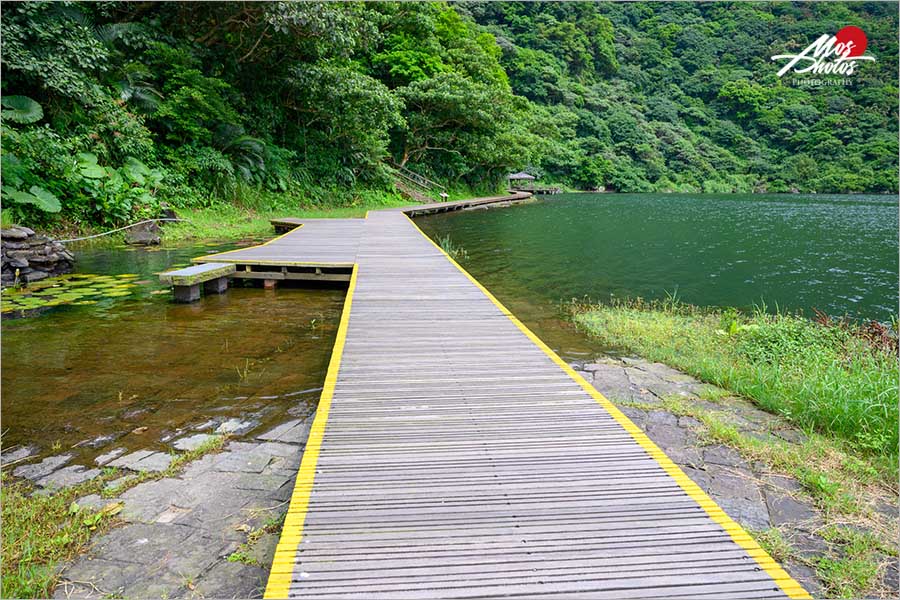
[417,192,898,318]
[415,192,898,359]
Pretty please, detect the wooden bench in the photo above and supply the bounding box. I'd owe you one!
[159,263,236,303]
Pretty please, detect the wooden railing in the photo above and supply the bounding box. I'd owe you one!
[387,162,445,192]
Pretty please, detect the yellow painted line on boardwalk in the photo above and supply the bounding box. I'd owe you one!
[263,263,358,599]
[404,213,811,600]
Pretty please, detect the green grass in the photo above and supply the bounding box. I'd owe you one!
[1,436,230,597]
[751,528,793,563]
[0,472,122,598]
[816,525,889,599]
[572,298,899,456]
[227,512,286,566]
[161,192,411,244]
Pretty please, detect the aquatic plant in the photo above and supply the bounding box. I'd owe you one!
[1,273,140,315]
[437,234,468,261]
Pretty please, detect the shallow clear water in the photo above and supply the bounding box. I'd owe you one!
[417,193,899,354]
[1,239,343,465]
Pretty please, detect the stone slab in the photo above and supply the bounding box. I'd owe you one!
[37,465,102,490]
[172,433,215,451]
[13,453,72,481]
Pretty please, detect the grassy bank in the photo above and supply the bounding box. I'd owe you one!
[1,436,228,597]
[572,298,898,457]
[39,187,414,246]
[0,471,121,598]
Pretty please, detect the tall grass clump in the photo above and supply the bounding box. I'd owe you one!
[572,298,899,456]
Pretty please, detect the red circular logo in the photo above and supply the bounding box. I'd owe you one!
[835,25,868,57]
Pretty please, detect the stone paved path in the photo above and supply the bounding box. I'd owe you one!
[53,419,311,599]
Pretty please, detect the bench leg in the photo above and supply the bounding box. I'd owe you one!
[203,276,228,295]
[173,284,201,303]
[263,279,277,290]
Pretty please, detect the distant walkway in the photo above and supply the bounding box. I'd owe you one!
[192,195,809,599]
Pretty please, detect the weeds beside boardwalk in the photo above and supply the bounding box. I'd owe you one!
[572,298,899,459]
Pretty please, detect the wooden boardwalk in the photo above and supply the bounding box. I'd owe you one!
[194,196,809,599]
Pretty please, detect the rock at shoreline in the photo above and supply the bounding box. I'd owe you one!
[1,227,74,287]
[125,222,161,246]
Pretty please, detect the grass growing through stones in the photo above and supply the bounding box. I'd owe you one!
[227,512,287,566]
[750,528,793,563]
[101,435,227,498]
[632,393,897,598]
[0,471,123,598]
[572,298,899,456]
[2,435,231,596]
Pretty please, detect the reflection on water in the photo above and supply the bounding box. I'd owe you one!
[416,193,899,358]
[1,239,343,466]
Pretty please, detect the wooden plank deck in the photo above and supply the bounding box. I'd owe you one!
[194,196,809,599]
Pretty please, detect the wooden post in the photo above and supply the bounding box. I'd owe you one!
[203,276,228,294]
[173,284,201,303]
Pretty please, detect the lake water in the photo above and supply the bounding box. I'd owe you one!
[416,193,899,324]
[3,193,897,465]
[1,239,343,465]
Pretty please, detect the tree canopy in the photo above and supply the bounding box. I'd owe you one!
[1,1,896,227]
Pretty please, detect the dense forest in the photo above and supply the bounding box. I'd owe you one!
[1,2,897,228]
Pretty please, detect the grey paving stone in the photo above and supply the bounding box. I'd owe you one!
[267,479,297,502]
[713,493,771,531]
[645,411,679,426]
[13,453,72,481]
[37,465,102,490]
[783,561,824,599]
[119,478,193,522]
[216,418,257,435]
[54,559,148,598]
[213,448,272,473]
[104,473,138,492]
[75,493,109,511]
[86,522,195,565]
[108,450,172,473]
[255,441,302,458]
[94,447,125,466]
[107,449,155,470]
[641,361,688,380]
[645,422,691,449]
[256,419,302,441]
[624,366,661,389]
[234,471,295,492]
[703,445,750,470]
[588,364,636,401]
[765,487,818,526]
[172,433,215,451]
[133,451,173,472]
[173,495,261,537]
[193,419,218,431]
[192,558,267,599]
[248,532,279,565]
[1,445,37,465]
[263,453,302,474]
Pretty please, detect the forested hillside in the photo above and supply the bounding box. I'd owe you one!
[1,2,896,229]
[467,2,899,193]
